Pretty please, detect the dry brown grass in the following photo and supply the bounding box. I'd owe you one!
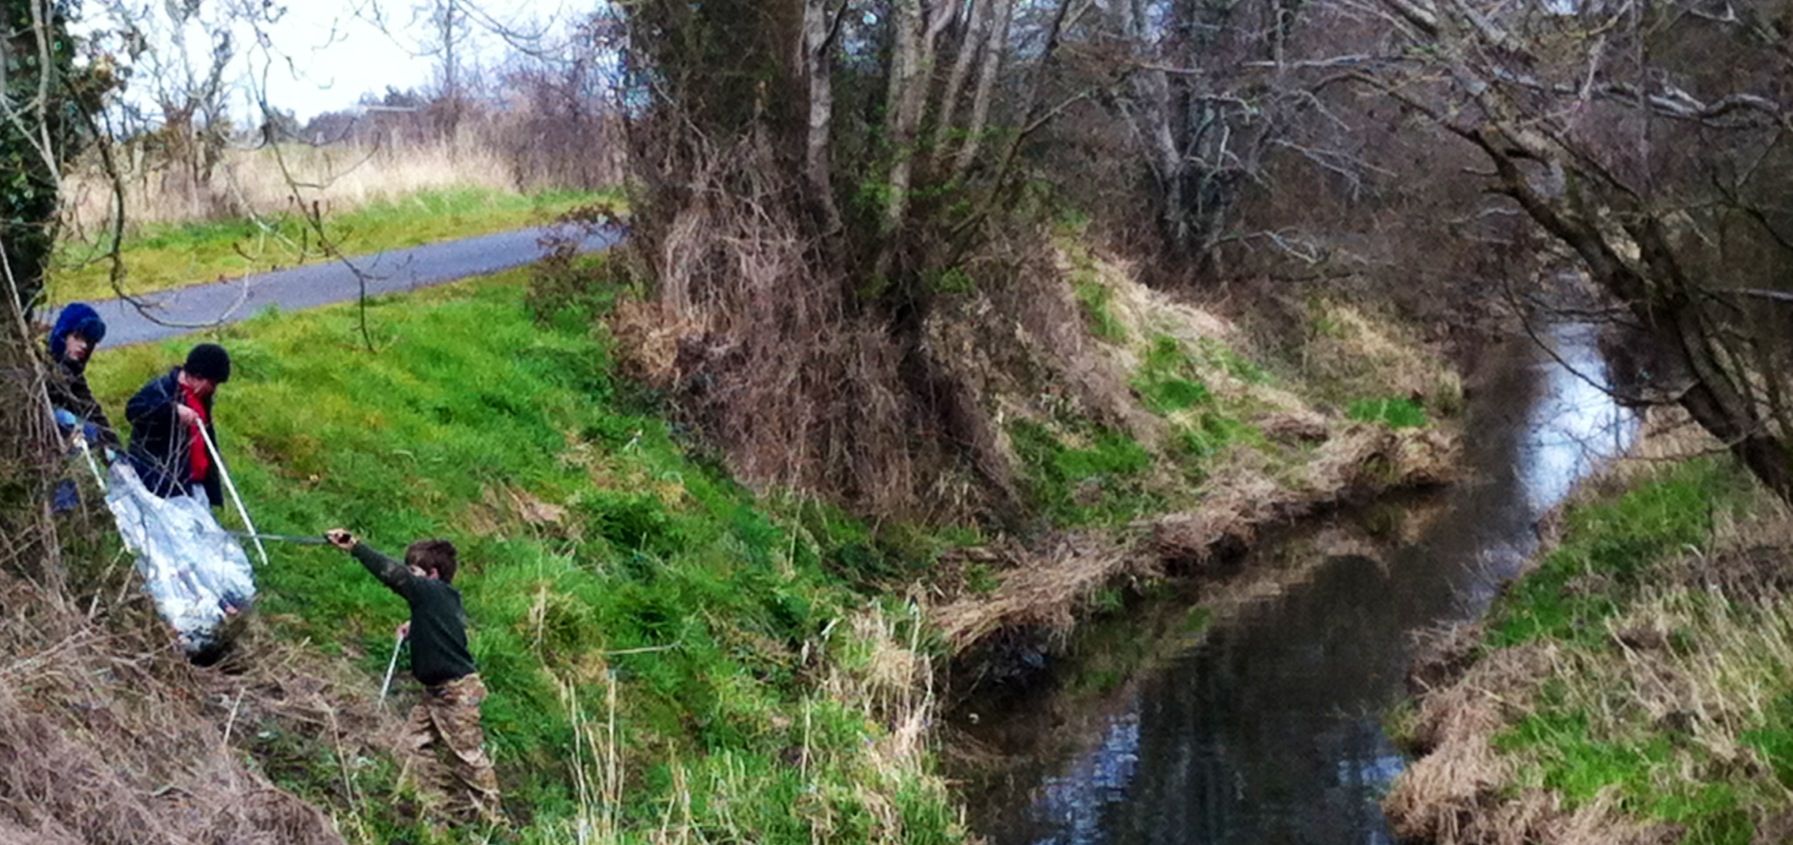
[0,567,352,844]
[61,139,514,234]
[931,424,1457,656]
[923,241,1461,663]
[1384,640,1683,845]
[610,139,935,514]
[1302,298,1464,409]
[1385,421,1793,844]
[937,238,1168,456]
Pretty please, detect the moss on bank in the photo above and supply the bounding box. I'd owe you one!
[1387,452,1793,845]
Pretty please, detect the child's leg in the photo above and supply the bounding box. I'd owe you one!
[430,674,503,825]
[398,699,453,812]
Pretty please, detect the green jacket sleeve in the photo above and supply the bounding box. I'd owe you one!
[351,544,415,597]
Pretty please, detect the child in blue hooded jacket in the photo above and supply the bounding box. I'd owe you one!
[46,303,118,450]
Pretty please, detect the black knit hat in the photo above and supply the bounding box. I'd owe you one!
[184,343,231,383]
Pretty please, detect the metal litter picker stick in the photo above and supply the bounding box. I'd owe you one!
[194,421,269,568]
[380,630,406,705]
[224,531,331,546]
[75,437,107,490]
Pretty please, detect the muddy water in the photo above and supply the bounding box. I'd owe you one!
[955,324,1637,845]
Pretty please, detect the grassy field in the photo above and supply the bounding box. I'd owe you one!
[1389,455,1793,844]
[84,271,958,844]
[52,186,613,304]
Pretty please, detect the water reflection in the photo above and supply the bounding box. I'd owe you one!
[964,325,1637,845]
[1520,324,1637,513]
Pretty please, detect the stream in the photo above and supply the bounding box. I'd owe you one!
[953,324,1638,845]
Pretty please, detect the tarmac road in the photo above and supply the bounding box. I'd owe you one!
[71,223,621,346]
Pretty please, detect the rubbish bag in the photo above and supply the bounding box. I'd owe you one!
[104,461,256,657]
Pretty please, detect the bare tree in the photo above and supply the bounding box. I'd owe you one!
[100,0,239,218]
[1034,0,1375,275]
[422,0,469,139]
[1355,0,1793,500]
[604,0,1103,513]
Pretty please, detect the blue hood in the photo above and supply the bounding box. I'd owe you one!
[49,303,106,362]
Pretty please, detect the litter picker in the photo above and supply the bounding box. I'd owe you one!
[223,530,331,546]
[194,421,269,568]
[74,436,108,490]
[379,628,407,705]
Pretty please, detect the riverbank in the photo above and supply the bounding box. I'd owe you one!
[940,321,1628,843]
[908,237,1461,688]
[74,273,961,843]
[1386,421,1793,843]
[42,236,1462,842]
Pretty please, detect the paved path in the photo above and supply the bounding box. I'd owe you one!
[81,224,620,346]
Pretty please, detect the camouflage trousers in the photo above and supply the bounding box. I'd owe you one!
[399,673,504,826]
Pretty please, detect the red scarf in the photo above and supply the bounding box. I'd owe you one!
[182,385,211,483]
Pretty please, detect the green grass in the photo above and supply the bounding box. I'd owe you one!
[1072,275,1127,343]
[1007,333,1279,527]
[52,186,614,303]
[1197,338,1272,385]
[1133,336,1216,416]
[1346,396,1429,429]
[1743,693,1793,789]
[1485,459,1748,649]
[1008,419,1157,527]
[1462,458,1780,843]
[1497,707,1753,844]
[84,271,958,844]
[1171,412,1258,466]
[1128,334,1270,482]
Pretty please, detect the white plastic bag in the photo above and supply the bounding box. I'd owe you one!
[104,461,256,656]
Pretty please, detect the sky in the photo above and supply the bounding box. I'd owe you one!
[86,0,572,122]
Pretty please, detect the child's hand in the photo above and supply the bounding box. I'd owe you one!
[396,621,411,640]
[325,529,357,550]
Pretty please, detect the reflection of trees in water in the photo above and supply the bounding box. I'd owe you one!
[1520,325,1639,513]
[1093,555,1402,844]
[988,331,1633,845]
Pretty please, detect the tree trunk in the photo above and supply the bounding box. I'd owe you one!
[1484,131,1793,504]
[803,0,844,236]
[1123,0,1189,254]
[930,0,985,163]
[953,0,1013,180]
[875,0,952,279]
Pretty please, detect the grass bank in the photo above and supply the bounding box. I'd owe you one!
[925,235,1460,671]
[1386,436,1793,845]
[52,186,613,304]
[82,271,957,844]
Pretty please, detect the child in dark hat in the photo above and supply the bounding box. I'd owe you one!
[124,343,232,505]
